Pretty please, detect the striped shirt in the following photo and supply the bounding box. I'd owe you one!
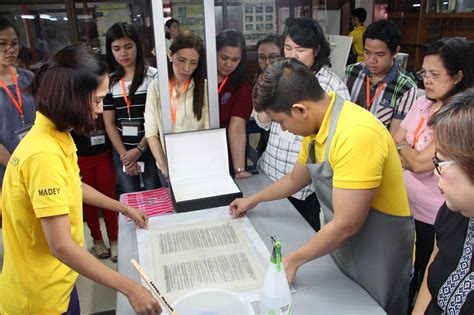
[103,67,157,149]
[256,67,351,200]
[344,61,417,127]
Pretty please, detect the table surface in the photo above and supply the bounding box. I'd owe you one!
[116,174,386,314]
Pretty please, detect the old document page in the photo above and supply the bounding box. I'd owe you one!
[136,207,269,303]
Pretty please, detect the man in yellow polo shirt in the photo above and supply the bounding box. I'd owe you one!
[349,8,368,63]
[230,59,414,314]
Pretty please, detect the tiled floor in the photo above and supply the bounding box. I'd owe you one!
[78,217,118,314]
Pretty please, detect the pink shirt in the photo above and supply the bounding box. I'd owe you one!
[400,96,444,224]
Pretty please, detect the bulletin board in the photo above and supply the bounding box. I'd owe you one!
[95,3,132,54]
[171,1,205,41]
[242,0,276,45]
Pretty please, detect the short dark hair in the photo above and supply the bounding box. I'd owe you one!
[253,58,325,114]
[363,20,400,54]
[352,8,367,23]
[30,46,108,133]
[106,22,147,103]
[283,17,331,72]
[256,34,282,53]
[165,18,179,40]
[425,37,474,99]
[216,29,250,90]
[0,15,18,36]
[168,30,206,121]
[428,87,474,183]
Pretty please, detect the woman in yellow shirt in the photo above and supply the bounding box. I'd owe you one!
[0,46,161,314]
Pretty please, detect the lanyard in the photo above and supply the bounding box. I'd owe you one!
[0,67,24,122]
[365,75,386,112]
[412,116,426,148]
[121,78,131,120]
[169,79,191,126]
[218,76,229,94]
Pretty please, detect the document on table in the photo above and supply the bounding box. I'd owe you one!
[136,207,269,303]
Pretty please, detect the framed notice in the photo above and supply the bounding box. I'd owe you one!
[242,0,276,45]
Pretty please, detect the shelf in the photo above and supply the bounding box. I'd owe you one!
[388,12,420,18]
[424,12,474,18]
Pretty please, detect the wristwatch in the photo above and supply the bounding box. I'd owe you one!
[136,143,147,153]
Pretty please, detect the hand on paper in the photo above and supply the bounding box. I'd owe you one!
[121,148,141,166]
[235,170,253,179]
[229,197,257,218]
[126,283,162,315]
[125,162,140,176]
[126,206,148,228]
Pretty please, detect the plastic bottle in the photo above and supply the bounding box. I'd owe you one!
[259,239,292,315]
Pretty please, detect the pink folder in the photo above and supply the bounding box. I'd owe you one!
[121,188,174,221]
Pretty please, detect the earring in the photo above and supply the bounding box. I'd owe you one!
[454,80,458,84]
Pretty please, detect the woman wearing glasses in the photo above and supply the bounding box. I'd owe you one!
[254,35,282,157]
[412,87,474,314]
[255,18,350,231]
[394,37,473,307]
[0,17,36,189]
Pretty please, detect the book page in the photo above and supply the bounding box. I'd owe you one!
[137,208,268,303]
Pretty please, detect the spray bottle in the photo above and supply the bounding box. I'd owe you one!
[259,237,292,315]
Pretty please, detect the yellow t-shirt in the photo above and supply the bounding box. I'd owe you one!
[0,112,84,314]
[298,92,410,216]
[349,25,367,63]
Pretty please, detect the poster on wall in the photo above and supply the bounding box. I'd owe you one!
[95,3,132,54]
[171,1,205,41]
[242,0,276,45]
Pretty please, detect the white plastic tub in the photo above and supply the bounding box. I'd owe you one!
[172,288,255,315]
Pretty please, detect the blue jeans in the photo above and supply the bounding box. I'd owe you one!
[113,149,161,194]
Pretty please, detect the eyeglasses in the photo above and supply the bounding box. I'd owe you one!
[258,54,281,62]
[0,42,22,52]
[432,151,456,175]
[416,70,446,81]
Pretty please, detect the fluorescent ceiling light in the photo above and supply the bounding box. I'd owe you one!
[21,15,35,20]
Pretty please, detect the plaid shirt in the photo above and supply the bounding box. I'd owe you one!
[344,61,417,127]
[256,67,350,200]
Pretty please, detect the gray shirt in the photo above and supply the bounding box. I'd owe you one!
[0,67,36,185]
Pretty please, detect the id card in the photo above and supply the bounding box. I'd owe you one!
[123,161,145,173]
[88,129,106,146]
[15,124,32,141]
[121,120,140,137]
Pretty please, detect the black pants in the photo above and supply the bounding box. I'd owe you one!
[408,219,435,310]
[288,192,321,231]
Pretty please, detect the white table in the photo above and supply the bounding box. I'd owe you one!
[116,174,385,314]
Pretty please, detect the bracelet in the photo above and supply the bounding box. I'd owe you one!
[397,144,408,152]
[121,205,130,216]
